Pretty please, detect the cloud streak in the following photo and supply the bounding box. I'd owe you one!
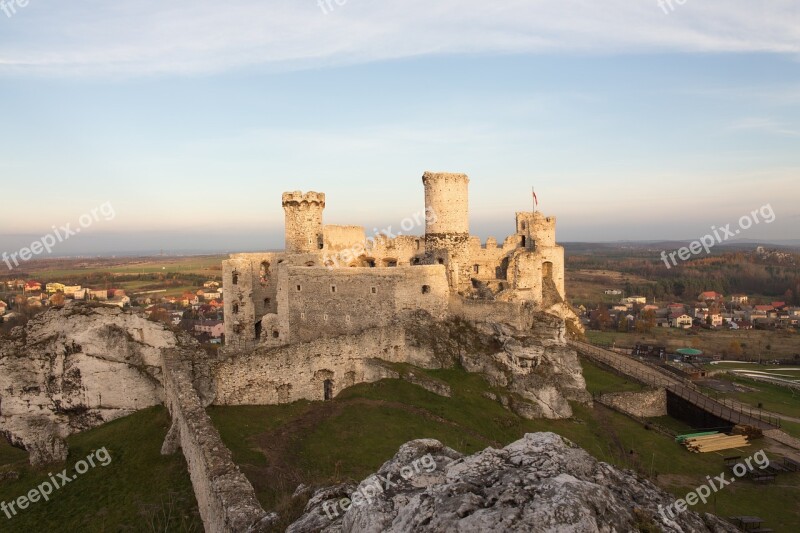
[1,0,799,77]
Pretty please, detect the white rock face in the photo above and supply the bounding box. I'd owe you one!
[289,433,739,533]
[0,303,185,465]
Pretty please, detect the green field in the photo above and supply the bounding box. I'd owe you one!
[15,256,226,280]
[586,328,800,360]
[580,357,645,395]
[0,407,201,532]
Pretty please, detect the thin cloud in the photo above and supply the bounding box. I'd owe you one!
[0,0,798,77]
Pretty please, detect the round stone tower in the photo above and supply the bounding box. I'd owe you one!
[422,172,471,291]
[282,191,325,253]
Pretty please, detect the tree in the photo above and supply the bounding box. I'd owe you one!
[728,341,742,358]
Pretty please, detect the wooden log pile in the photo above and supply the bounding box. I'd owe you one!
[683,433,750,453]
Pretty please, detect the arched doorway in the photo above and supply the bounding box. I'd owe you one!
[323,379,333,401]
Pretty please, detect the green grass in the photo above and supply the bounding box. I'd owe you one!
[780,420,800,440]
[0,407,201,532]
[579,357,645,395]
[211,366,800,532]
[707,375,800,419]
[0,439,26,467]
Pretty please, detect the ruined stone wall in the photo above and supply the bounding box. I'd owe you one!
[282,191,325,254]
[467,236,509,281]
[282,265,448,344]
[516,212,556,248]
[323,225,366,252]
[597,389,668,418]
[506,246,565,303]
[448,297,532,330]
[161,350,271,533]
[213,326,421,405]
[223,252,320,344]
[367,235,425,266]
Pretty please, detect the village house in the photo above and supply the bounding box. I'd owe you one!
[622,295,646,305]
[194,320,225,339]
[730,294,748,304]
[89,289,109,301]
[46,283,66,294]
[699,291,723,301]
[63,285,82,296]
[670,313,693,329]
[203,280,221,289]
[0,300,7,315]
[24,281,42,293]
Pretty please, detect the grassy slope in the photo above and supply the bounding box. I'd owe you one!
[210,364,800,532]
[0,407,201,533]
[0,363,796,531]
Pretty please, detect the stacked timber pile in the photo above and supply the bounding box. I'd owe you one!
[732,424,763,440]
[681,432,750,453]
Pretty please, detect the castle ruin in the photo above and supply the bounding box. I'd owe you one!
[222,171,568,348]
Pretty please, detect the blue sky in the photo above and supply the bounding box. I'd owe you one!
[0,1,799,253]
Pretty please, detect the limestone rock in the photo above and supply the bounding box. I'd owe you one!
[290,432,739,533]
[0,302,195,465]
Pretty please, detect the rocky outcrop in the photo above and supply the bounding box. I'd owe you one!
[0,302,192,465]
[289,432,739,533]
[406,312,590,419]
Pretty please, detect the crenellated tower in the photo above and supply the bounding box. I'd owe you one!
[282,191,325,254]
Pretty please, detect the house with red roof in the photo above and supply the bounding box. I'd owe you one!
[699,291,723,301]
[24,281,42,292]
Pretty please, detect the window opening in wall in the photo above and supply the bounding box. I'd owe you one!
[324,379,333,401]
[371,287,377,294]
[331,285,336,293]
[272,330,279,339]
[437,258,444,265]
[297,285,301,291]
[473,264,479,273]
[254,321,262,340]
[232,271,239,285]
[521,236,527,247]
[264,297,271,306]
[422,285,431,294]
[259,261,270,286]
[232,303,239,314]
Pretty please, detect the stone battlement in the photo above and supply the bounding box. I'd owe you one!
[281,191,326,207]
[421,171,470,185]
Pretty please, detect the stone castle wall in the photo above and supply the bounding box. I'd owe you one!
[161,350,271,532]
[213,326,418,405]
[283,265,448,344]
[597,389,668,418]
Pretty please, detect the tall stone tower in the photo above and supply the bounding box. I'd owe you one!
[282,191,326,253]
[422,172,471,292]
